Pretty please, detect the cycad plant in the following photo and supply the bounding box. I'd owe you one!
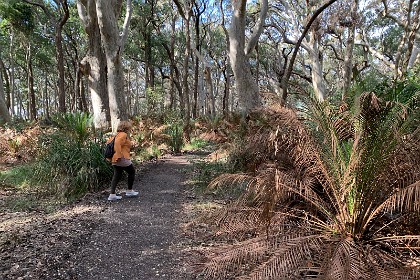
[201,81,420,279]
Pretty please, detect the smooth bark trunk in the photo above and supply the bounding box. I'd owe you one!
[96,0,132,131]
[0,66,11,124]
[342,0,358,100]
[229,0,267,114]
[77,0,110,128]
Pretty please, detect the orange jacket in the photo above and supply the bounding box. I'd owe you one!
[107,132,132,163]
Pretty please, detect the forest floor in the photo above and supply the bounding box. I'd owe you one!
[1,152,219,280]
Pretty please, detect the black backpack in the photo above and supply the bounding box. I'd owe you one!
[104,133,118,159]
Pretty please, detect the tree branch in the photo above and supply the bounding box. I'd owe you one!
[281,0,339,104]
[119,0,132,54]
[245,0,269,56]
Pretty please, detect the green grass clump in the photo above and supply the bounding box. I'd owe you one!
[32,132,112,199]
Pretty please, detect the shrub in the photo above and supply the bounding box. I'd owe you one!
[32,132,112,199]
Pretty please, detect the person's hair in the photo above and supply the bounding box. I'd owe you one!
[117,120,132,132]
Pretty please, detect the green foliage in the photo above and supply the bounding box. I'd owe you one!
[150,144,161,159]
[0,164,33,189]
[192,160,234,195]
[0,0,34,34]
[164,110,184,154]
[183,137,211,152]
[146,86,165,116]
[32,131,112,200]
[165,122,183,154]
[51,112,94,145]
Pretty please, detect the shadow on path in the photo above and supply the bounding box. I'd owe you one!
[75,155,196,280]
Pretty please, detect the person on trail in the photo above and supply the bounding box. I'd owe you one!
[106,120,139,201]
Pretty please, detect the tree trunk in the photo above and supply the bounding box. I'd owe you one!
[193,55,199,118]
[181,5,192,142]
[309,30,326,102]
[0,58,10,110]
[222,61,230,117]
[169,11,176,110]
[342,0,358,100]
[0,65,11,124]
[43,70,50,120]
[77,0,110,129]
[9,30,15,117]
[229,0,267,114]
[27,44,36,120]
[56,0,69,113]
[96,0,132,131]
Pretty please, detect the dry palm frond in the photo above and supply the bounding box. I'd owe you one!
[198,87,420,279]
[323,238,374,280]
[202,228,324,280]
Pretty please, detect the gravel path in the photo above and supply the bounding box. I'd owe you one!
[75,155,197,280]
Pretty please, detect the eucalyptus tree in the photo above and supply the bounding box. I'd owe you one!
[77,0,109,128]
[77,0,132,131]
[229,0,268,114]
[359,0,420,79]
[0,65,11,124]
[96,0,132,130]
[0,0,37,119]
[128,0,170,115]
[173,0,194,141]
[23,0,70,113]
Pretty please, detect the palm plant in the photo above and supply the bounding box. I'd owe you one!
[201,81,420,279]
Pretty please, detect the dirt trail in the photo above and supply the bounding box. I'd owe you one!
[74,155,198,280]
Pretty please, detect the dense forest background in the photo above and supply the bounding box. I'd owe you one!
[0,0,419,279]
[0,0,417,127]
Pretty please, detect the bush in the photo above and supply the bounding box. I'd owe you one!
[163,110,184,154]
[32,132,112,199]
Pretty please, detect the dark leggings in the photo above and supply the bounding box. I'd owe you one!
[110,164,135,194]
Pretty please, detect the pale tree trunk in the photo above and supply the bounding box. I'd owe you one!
[96,0,132,131]
[9,31,15,117]
[402,2,420,72]
[342,0,358,100]
[229,0,268,114]
[0,66,11,124]
[0,58,10,110]
[77,0,110,129]
[43,70,50,119]
[182,5,192,142]
[309,30,326,102]
[193,2,206,118]
[380,0,420,78]
[407,42,419,69]
[281,0,339,104]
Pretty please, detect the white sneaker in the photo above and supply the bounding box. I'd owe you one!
[108,194,122,201]
[125,190,139,197]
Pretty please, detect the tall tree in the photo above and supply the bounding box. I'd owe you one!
[0,63,11,124]
[96,0,132,130]
[173,0,193,141]
[77,0,110,128]
[229,0,268,114]
[23,0,70,113]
